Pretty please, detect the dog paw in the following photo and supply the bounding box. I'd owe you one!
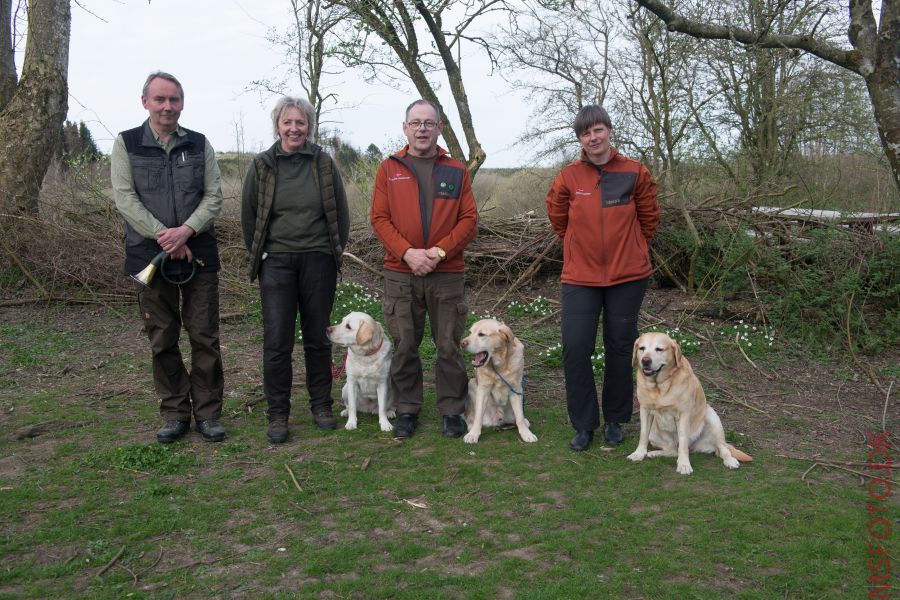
[676,462,693,475]
[463,431,480,444]
[723,457,740,469]
[344,420,357,431]
[627,451,646,462]
[519,430,538,443]
[379,420,393,432]
[340,408,348,417]
[386,409,397,419]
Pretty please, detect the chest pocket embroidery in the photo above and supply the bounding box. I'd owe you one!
[433,164,463,201]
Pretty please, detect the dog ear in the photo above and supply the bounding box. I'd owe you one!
[632,337,641,368]
[356,321,374,346]
[671,337,683,368]
[499,323,514,346]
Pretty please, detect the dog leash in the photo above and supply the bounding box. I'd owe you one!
[331,353,348,380]
[490,363,525,396]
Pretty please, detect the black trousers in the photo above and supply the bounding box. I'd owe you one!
[561,278,647,431]
[259,252,337,417]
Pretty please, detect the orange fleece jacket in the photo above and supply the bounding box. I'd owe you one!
[370,145,478,273]
[546,148,660,286]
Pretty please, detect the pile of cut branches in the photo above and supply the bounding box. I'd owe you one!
[344,212,561,288]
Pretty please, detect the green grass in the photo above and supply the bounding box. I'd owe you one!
[0,298,889,599]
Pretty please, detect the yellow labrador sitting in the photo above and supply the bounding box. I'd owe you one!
[627,332,752,475]
[459,319,537,444]
[326,312,395,432]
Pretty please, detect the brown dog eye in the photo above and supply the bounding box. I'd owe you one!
[346,324,351,329]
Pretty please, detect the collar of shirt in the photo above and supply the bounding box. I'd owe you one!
[148,124,187,152]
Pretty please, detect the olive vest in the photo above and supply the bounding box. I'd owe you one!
[120,122,220,276]
[246,142,343,281]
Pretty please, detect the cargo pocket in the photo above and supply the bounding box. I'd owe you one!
[382,297,398,338]
[454,301,469,341]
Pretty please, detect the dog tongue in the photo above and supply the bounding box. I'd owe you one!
[472,351,488,367]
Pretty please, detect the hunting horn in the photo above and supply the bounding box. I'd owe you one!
[131,250,203,287]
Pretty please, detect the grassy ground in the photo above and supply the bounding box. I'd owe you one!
[0,280,896,599]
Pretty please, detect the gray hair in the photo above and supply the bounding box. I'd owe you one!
[404,99,441,123]
[271,96,317,141]
[142,71,184,99]
[573,105,613,137]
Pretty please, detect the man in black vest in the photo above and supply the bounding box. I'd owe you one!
[111,71,226,443]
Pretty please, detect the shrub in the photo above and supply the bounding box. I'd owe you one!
[656,219,898,354]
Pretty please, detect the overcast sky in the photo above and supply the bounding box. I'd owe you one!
[66,0,531,167]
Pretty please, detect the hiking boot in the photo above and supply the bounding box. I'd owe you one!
[312,407,337,430]
[393,413,418,439]
[196,419,226,442]
[267,415,289,444]
[157,419,190,444]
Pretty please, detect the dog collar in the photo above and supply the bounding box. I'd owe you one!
[362,336,384,357]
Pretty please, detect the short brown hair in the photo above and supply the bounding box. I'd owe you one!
[573,105,612,137]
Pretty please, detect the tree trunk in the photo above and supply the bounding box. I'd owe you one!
[865,0,900,193]
[0,0,71,215]
[0,0,16,108]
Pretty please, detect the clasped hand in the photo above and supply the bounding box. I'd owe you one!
[403,247,443,276]
[157,225,195,262]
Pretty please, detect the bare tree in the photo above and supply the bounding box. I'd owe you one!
[633,0,900,192]
[250,0,347,138]
[497,0,612,163]
[325,0,508,177]
[0,0,70,215]
[611,5,714,191]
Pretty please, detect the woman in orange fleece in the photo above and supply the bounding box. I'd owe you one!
[545,105,660,451]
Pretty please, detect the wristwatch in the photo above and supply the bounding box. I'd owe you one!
[435,247,446,261]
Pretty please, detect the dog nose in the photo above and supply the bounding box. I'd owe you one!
[460,339,468,348]
[641,357,651,367]
[326,326,333,334]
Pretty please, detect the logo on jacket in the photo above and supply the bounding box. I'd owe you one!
[388,173,412,182]
[440,181,455,191]
[575,188,591,196]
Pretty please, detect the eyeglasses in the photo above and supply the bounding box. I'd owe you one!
[407,120,438,130]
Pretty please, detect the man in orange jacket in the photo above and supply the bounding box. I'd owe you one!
[370,99,478,439]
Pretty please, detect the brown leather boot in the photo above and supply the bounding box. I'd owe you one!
[312,407,337,430]
[267,415,289,444]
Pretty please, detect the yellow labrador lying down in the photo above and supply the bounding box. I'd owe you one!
[627,332,752,475]
[326,312,395,432]
[460,319,538,444]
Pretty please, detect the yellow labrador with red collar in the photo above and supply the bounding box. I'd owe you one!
[460,319,537,444]
[326,312,395,432]
[627,332,752,475]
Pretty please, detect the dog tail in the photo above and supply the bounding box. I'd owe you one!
[728,444,753,462]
